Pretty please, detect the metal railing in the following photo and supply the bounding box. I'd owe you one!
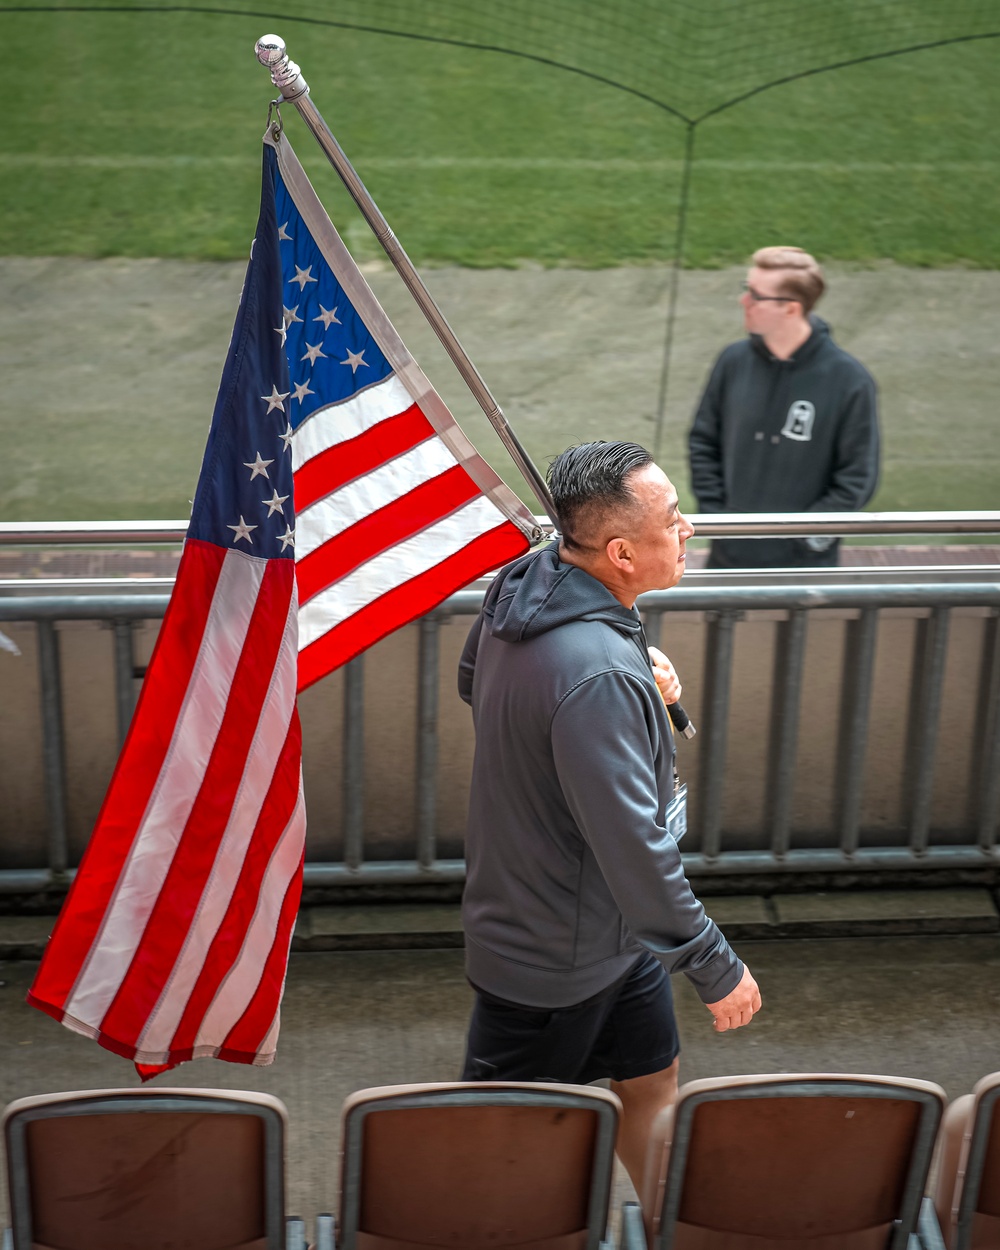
[2,585,999,894]
[1,512,999,895]
[3,510,1000,546]
[641,583,1000,875]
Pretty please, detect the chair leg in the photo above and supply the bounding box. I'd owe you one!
[917,1196,947,1250]
[315,1212,336,1250]
[286,1215,307,1250]
[619,1201,647,1249]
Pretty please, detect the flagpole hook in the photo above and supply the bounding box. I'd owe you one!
[255,34,310,103]
[266,98,283,140]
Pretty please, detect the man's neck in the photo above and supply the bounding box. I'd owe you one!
[761,316,813,361]
[557,542,635,609]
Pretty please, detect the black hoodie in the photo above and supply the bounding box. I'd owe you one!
[689,317,880,567]
[458,543,742,1009]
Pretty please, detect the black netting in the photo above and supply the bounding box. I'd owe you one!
[11,1,998,120]
[299,0,1000,121]
[7,0,998,448]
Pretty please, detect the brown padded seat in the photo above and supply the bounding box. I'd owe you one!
[3,1088,287,1250]
[934,1072,1000,1249]
[338,1082,620,1250]
[639,1073,946,1250]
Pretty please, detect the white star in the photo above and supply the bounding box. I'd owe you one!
[290,264,318,290]
[274,322,287,348]
[277,221,293,241]
[301,342,327,365]
[341,348,369,373]
[262,489,289,517]
[283,305,303,328]
[279,423,294,453]
[260,385,290,414]
[291,379,315,403]
[314,304,341,329]
[244,452,274,480]
[228,515,257,545]
[278,525,295,552]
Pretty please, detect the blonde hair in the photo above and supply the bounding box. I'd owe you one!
[752,246,825,315]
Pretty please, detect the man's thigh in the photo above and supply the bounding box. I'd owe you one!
[461,953,680,1084]
[461,991,607,1082]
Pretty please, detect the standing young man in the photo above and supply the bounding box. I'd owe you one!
[458,440,760,1189]
[689,246,880,568]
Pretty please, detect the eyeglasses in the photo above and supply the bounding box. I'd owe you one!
[741,282,793,303]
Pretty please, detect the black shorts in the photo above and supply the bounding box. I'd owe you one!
[461,951,680,1085]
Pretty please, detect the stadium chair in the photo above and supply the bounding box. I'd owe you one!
[335,1080,621,1249]
[932,1071,1000,1249]
[2,1087,290,1250]
[620,1072,948,1250]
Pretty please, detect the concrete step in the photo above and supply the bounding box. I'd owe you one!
[293,904,465,952]
[652,889,999,943]
[2,889,997,963]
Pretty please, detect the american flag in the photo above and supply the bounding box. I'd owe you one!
[27,136,534,1075]
[270,129,536,689]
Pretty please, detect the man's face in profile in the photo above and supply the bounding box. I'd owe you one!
[624,464,694,594]
[741,265,795,336]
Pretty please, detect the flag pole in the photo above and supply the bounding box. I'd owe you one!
[254,35,559,532]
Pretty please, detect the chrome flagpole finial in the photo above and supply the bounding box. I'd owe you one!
[255,35,310,103]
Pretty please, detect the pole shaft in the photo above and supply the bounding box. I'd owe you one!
[256,37,558,528]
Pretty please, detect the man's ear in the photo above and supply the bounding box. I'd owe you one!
[605,536,633,572]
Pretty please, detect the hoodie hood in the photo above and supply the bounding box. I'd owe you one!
[750,314,830,366]
[484,542,641,643]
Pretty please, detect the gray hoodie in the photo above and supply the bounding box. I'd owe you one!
[459,543,743,1009]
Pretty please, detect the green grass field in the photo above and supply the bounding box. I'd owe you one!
[0,3,997,525]
[0,4,997,267]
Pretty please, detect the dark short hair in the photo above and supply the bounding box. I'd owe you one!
[547,441,653,550]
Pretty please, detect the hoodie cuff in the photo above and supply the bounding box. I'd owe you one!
[686,950,744,1005]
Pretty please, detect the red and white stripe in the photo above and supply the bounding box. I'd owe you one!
[293,373,530,690]
[27,540,305,1071]
[270,131,536,693]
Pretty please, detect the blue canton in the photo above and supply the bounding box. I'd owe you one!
[273,169,392,431]
[188,147,296,559]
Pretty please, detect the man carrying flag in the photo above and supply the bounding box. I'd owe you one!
[458,441,762,1190]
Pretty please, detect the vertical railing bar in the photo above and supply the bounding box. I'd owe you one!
[836,607,879,855]
[975,611,1000,850]
[766,608,809,858]
[642,608,662,652]
[342,655,365,870]
[36,620,68,875]
[906,606,951,854]
[415,616,441,870]
[697,610,738,860]
[112,618,136,750]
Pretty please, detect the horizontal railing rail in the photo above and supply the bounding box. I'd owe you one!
[1,577,998,895]
[2,510,1000,546]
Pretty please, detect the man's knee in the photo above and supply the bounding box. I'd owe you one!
[611,1055,680,1109]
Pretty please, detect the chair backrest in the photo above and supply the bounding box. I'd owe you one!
[337,1081,621,1250]
[641,1073,946,1250]
[3,1087,287,1250]
[934,1071,1000,1250]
